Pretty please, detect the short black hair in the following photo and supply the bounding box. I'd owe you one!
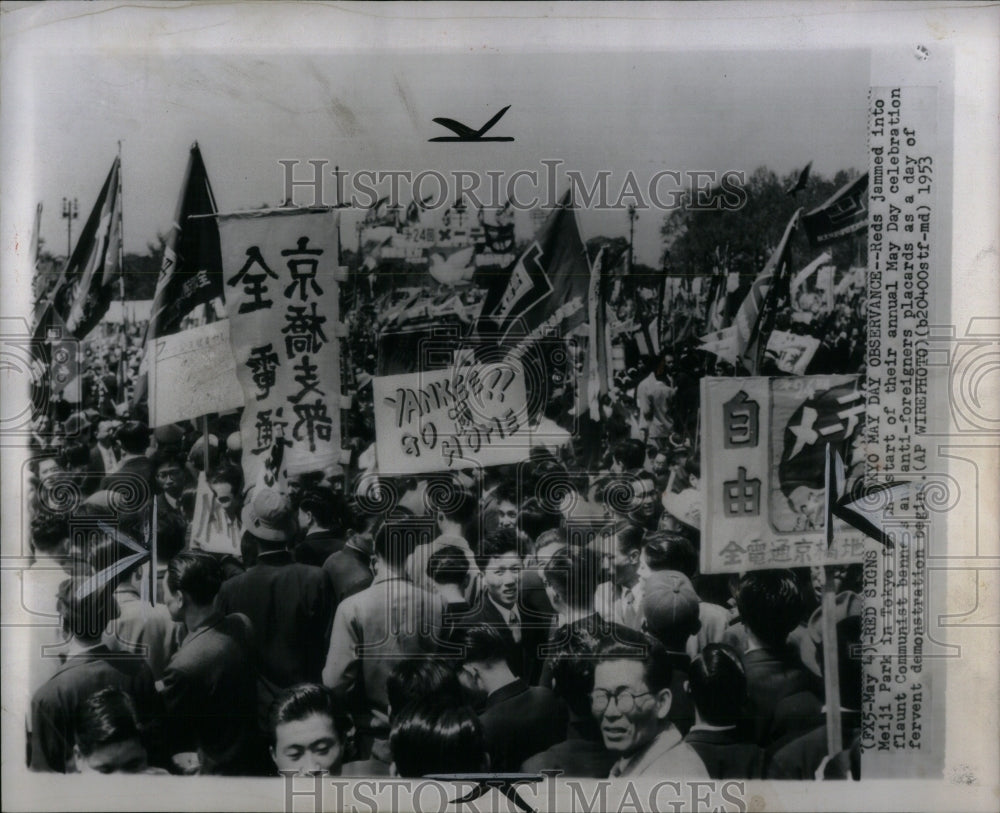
[166,551,223,607]
[489,479,520,508]
[31,512,69,554]
[606,520,645,556]
[386,659,463,722]
[736,570,803,650]
[475,527,521,573]
[268,683,354,751]
[517,497,562,545]
[76,687,144,756]
[641,531,697,579]
[459,623,509,666]
[426,481,479,527]
[542,546,601,610]
[373,518,424,572]
[595,636,671,694]
[57,575,120,641]
[298,485,345,532]
[208,464,243,494]
[115,421,151,456]
[427,544,470,588]
[613,439,647,471]
[548,627,604,721]
[687,644,747,726]
[390,698,488,778]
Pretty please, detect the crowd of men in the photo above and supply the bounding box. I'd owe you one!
[22,364,864,780]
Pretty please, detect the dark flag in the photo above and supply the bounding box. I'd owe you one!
[738,207,801,374]
[132,143,222,406]
[34,156,122,342]
[803,172,869,248]
[145,143,222,341]
[477,190,590,341]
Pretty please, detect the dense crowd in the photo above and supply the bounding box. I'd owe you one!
[23,344,863,780]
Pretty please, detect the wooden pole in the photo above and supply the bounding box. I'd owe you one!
[149,494,158,605]
[823,443,844,757]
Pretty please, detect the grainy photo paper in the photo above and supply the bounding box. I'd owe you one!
[1,3,997,812]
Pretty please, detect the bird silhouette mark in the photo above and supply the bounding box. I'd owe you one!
[430,105,514,142]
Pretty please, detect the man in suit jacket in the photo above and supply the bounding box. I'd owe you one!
[323,518,442,757]
[293,485,347,567]
[734,571,822,748]
[160,552,261,775]
[322,530,375,607]
[216,490,331,728]
[459,624,567,772]
[30,577,155,773]
[468,529,547,682]
[87,420,120,492]
[100,421,155,511]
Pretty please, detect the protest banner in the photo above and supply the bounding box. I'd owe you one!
[188,471,241,556]
[373,354,532,474]
[763,329,821,375]
[220,208,347,486]
[147,319,244,427]
[700,375,867,573]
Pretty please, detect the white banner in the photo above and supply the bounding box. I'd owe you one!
[189,472,241,556]
[700,375,867,573]
[221,209,345,486]
[147,320,244,427]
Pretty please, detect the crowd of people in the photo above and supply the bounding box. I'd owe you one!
[23,365,864,780]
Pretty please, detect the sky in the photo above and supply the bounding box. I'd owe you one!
[24,48,868,267]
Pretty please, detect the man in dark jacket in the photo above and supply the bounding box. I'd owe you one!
[159,552,261,775]
[100,421,155,510]
[459,624,568,772]
[322,530,375,607]
[216,489,331,728]
[294,485,347,567]
[30,576,155,772]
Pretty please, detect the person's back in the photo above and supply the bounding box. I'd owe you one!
[322,532,375,606]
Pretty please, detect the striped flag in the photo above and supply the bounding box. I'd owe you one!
[35,157,122,342]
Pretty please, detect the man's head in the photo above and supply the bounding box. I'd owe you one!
[736,570,803,651]
[686,644,748,727]
[592,639,673,756]
[612,439,647,473]
[35,455,63,484]
[622,471,660,528]
[427,544,472,594]
[208,466,243,518]
[269,683,354,776]
[386,658,464,723]
[541,545,600,614]
[487,480,519,531]
[151,452,185,499]
[428,482,478,540]
[476,528,522,609]
[457,624,512,704]
[640,570,702,651]
[115,421,151,457]
[57,575,120,643]
[372,518,424,576]
[164,552,224,622]
[548,627,604,732]
[31,512,69,559]
[73,688,150,774]
[390,698,489,778]
[638,531,697,584]
[297,485,344,535]
[595,520,644,587]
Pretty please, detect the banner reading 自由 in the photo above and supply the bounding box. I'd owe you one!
[221,209,346,487]
[700,375,867,573]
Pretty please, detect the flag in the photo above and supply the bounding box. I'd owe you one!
[737,208,802,374]
[477,190,590,341]
[586,248,607,420]
[790,252,832,303]
[825,444,915,549]
[763,330,820,374]
[144,144,223,343]
[803,173,869,248]
[35,157,122,342]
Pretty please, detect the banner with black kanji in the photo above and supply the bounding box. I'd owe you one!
[700,375,867,573]
[220,209,347,488]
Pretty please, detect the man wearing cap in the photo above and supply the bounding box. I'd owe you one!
[639,570,701,736]
[592,638,708,779]
[216,489,331,729]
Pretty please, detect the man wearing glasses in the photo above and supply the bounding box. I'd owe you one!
[591,641,709,778]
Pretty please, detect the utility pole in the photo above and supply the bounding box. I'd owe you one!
[627,204,637,275]
[61,197,78,257]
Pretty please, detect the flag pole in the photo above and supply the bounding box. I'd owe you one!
[822,442,844,757]
[117,141,127,407]
[149,494,158,605]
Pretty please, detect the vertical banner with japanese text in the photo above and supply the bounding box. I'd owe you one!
[220,209,345,488]
[700,375,867,573]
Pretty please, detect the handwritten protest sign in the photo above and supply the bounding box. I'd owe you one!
[220,209,346,486]
[373,356,532,474]
[148,319,244,427]
[700,375,867,573]
[189,472,241,555]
